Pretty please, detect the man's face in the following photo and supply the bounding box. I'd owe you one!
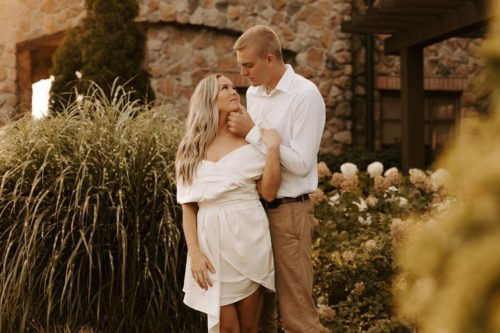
[236,46,270,87]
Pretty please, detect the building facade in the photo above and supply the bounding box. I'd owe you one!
[0,0,483,155]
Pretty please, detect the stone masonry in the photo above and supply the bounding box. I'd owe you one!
[0,0,484,155]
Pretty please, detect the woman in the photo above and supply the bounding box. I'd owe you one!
[176,74,281,333]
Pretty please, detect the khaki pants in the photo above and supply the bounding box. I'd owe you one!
[259,200,321,333]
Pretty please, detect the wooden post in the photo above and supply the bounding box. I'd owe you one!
[16,49,32,115]
[400,45,425,172]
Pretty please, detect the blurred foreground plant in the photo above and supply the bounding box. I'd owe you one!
[394,3,500,331]
[0,84,202,332]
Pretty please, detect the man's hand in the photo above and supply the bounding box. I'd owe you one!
[227,103,254,138]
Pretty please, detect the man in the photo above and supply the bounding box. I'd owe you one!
[228,25,325,332]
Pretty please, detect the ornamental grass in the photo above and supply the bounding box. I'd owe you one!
[0,84,203,332]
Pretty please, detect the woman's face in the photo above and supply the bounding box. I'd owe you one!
[216,76,240,113]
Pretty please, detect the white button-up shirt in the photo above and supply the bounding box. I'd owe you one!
[245,65,326,198]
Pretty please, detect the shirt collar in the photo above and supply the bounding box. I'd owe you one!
[255,64,294,96]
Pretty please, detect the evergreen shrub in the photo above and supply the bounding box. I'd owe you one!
[50,0,155,113]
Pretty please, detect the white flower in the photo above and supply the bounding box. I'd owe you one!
[384,167,399,177]
[364,239,378,252]
[387,186,399,192]
[431,168,451,190]
[340,163,358,177]
[342,250,355,262]
[399,197,408,206]
[409,168,427,184]
[367,161,384,177]
[358,214,372,225]
[433,197,453,212]
[329,193,340,205]
[353,198,368,211]
[318,304,336,321]
[366,195,378,207]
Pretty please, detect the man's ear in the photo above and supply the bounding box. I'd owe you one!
[266,54,275,64]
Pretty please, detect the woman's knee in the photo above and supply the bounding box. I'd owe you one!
[220,324,239,333]
[239,318,257,333]
[220,318,240,333]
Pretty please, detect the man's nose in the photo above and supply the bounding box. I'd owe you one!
[240,66,248,77]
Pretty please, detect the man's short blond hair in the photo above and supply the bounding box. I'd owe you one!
[233,25,283,62]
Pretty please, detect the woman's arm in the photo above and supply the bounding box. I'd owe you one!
[181,202,215,290]
[257,128,282,202]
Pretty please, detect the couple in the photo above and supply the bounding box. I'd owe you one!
[176,25,326,333]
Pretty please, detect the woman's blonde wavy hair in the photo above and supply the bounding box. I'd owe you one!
[176,74,221,184]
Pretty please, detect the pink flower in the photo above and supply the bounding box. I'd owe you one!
[317,162,332,179]
[309,188,326,206]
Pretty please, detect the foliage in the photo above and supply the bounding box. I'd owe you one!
[394,5,500,332]
[320,145,442,174]
[50,0,155,113]
[312,162,450,332]
[319,145,402,172]
[49,29,82,108]
[0,84,202,332]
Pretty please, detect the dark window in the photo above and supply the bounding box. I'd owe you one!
[380,90,460,149]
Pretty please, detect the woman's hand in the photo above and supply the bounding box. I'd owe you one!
[189,248,215,290]
[260,128,281,149]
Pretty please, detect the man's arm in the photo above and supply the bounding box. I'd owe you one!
[278,89,325,177]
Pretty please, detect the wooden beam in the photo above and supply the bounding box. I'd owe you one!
[400,46,425,172]
[385,0,487,54]
[16,50,33,115]
[341,21,398,34]
[342,12,414,34]
[365,8,429,22]
[372,6,448,16]
[378,0,472,9]
[16,30,65,52]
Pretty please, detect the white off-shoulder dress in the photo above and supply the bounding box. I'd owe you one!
[176,144,275,333]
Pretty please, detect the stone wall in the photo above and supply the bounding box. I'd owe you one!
[0,0,84,117]
[0,0,353,154]
[0,0,484,155]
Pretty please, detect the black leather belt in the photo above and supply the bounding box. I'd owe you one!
[260,193,310,209]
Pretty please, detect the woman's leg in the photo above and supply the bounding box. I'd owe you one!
[220,303,240,333]
[236,287,263,333]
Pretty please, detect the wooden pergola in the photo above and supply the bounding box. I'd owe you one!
[342,0,488,171]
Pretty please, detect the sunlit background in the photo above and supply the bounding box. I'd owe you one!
[31,76,53,119]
